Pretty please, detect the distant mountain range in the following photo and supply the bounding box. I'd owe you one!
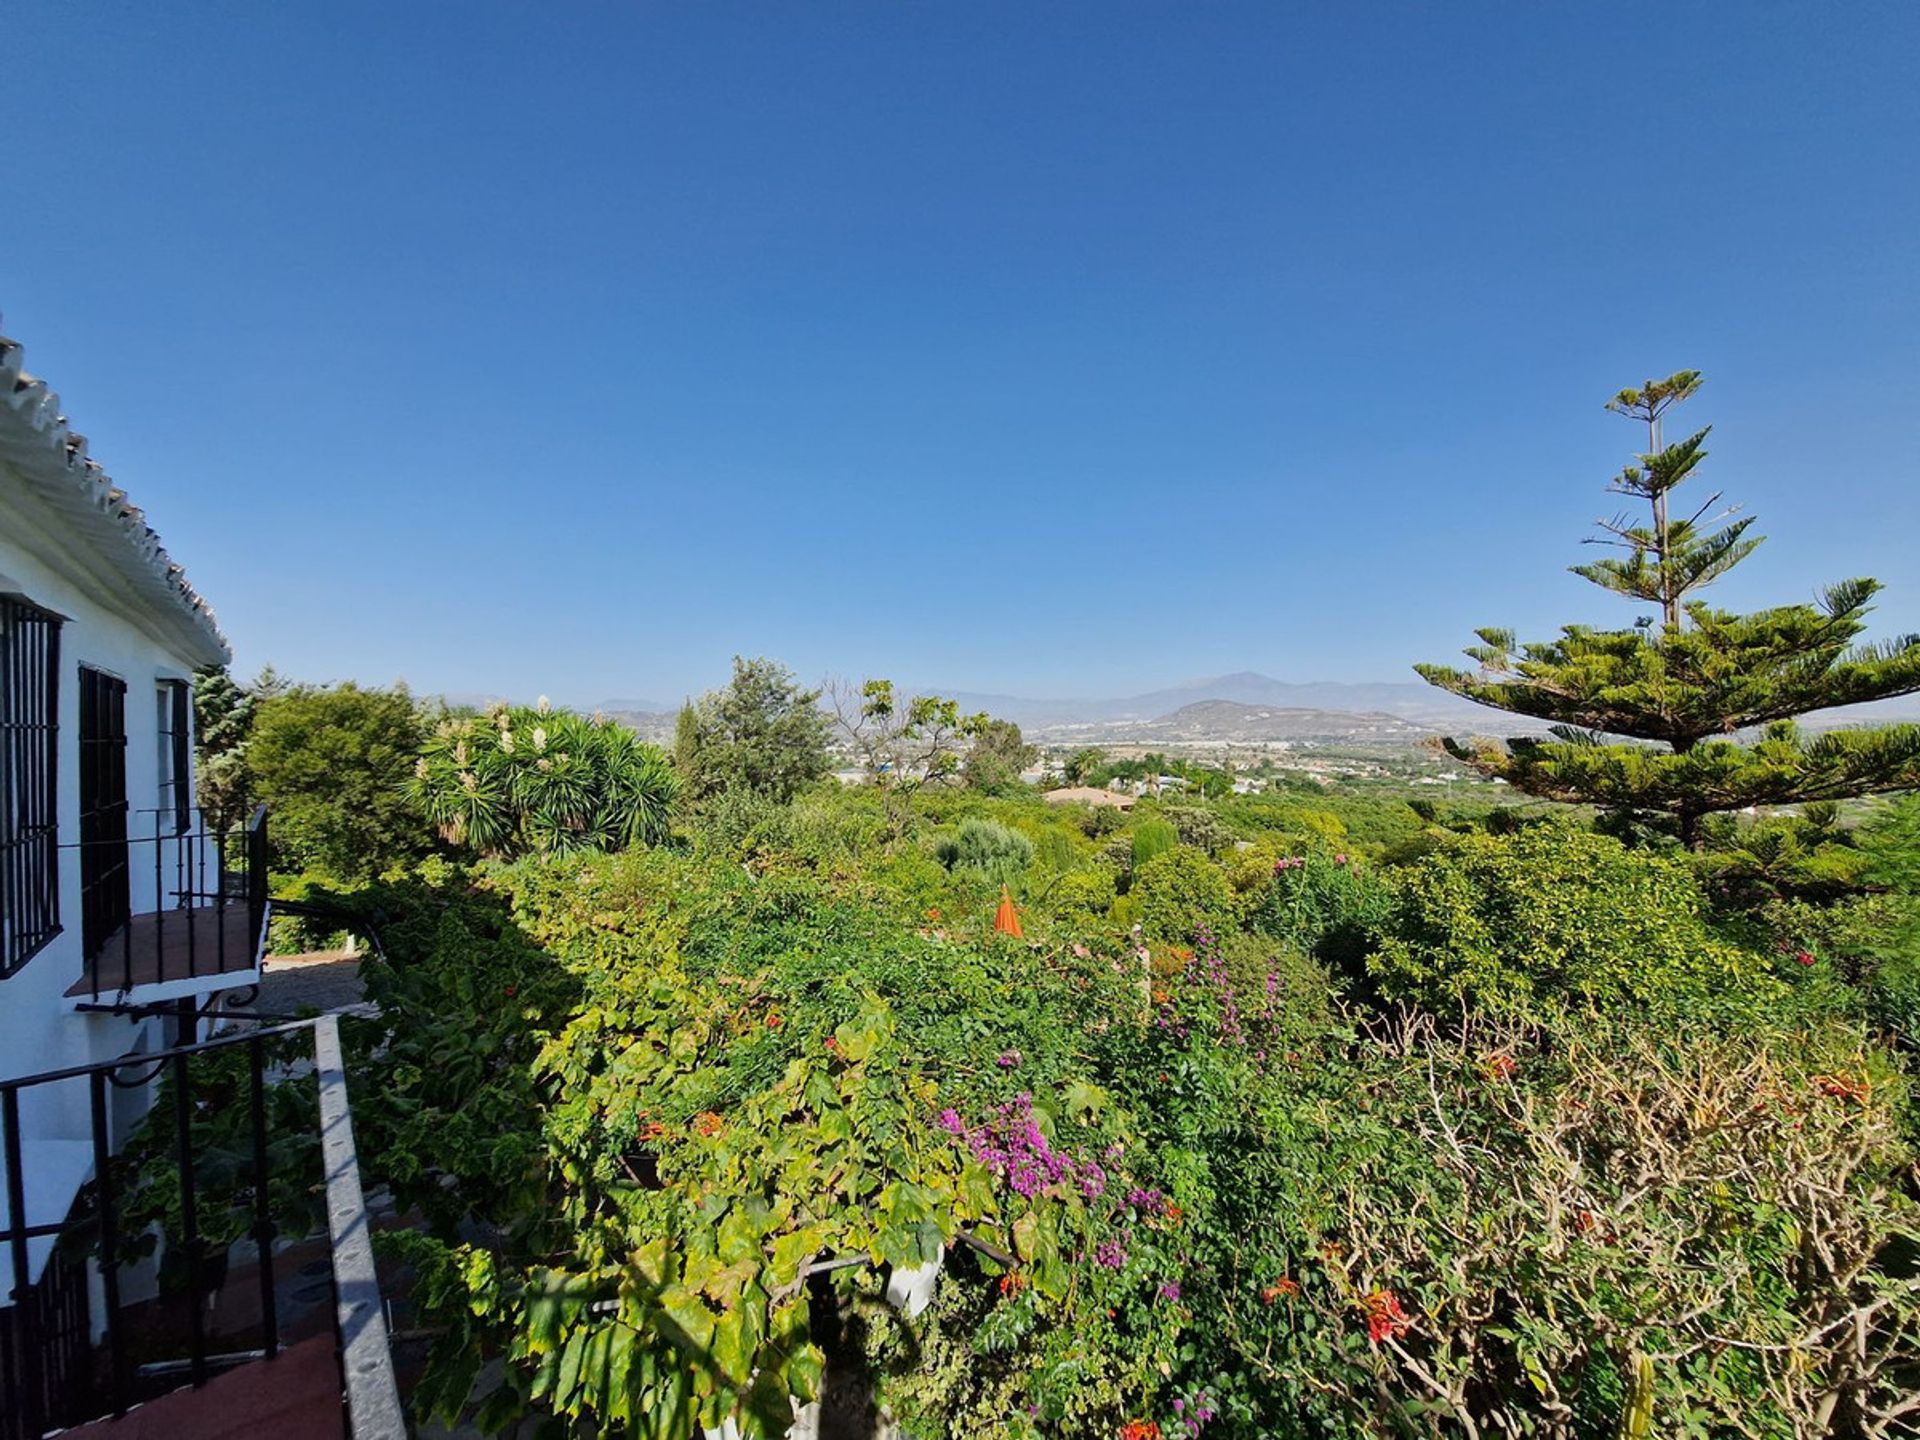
[1073,699,1433,745]
[939,672,1519,735]
[492,670,1920,751]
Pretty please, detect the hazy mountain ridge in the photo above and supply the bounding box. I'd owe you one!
[1083,699,1432,744]
[469,671,1919,750]
[940,672,1521,733]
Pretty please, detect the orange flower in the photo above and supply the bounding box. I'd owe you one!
[1119,1423,1161,1440]
[637,1119,667,1143]
[1163,1204,1184,1226]
[1362,1288,1411,1343]
[998,1271,1028,1296]
[926,907,942,921]
[1261,1277,1301,1304]
[766,1010,783,1029]
[1815,1073,1872,1104]
[692,1111,724,1137]
[1481,1052,1518,1081]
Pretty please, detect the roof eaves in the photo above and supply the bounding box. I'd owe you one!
[0,329,231,666]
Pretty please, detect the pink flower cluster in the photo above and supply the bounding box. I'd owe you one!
[1171,1390,1217,1437]
[940,1092,1105,1200]
[1154,931,1247,1046]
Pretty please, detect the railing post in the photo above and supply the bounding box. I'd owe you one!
[248,1035,279,1360]
[248,805,269,960]
[88,1070,127,1416]
[314,1016,405,1439]
[3,1087,44,1440]
[170,1044,209,1388]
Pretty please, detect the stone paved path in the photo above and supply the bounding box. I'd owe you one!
[252,950,366,1014]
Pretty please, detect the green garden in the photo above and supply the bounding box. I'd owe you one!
[197,376,1920,1438]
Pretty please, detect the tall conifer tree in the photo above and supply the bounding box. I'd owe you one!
[1418,372,1920,846]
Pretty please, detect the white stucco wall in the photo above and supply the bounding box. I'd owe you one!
[1,472,211,1146]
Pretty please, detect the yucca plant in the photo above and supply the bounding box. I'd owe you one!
[412,698,675,859]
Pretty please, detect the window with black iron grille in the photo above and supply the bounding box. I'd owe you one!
[1,596,61,976]
[156,679,191,834]
[78,667,130,962]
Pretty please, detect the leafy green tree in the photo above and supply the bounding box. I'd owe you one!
[248,682,428,882]
[826,678,988,836]
[192,663,255,833]
[675,656,832,804]
[963,717,1038,794]
[412,699,675,859]
[1419,372,1920,845]
[1063,748,1105,786]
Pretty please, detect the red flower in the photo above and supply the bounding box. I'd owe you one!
[1815,1073,1871,1104]
[1119,1422,1161,1440]
[1795,950,1816,966]
[766,1010,783,1029]
[503,984,518,998]
[1362,1289,1411,1344]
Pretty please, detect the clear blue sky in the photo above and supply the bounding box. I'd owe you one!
[6,2,1916,707]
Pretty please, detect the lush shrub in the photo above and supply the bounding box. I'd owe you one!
[740,792,889,872]
[1155,804,1236,856]
[1029,824,1084,875]
[412,701,676,859]
[339,839,1920,1440]
[1369,826,1777,1017]
[353,855,1177,1439]
[934,817,1035,882]
[1131,847,1236,943]
[1130,818,1179,871]
[1247,848,1395,977]
[1127,1000,1920,1439]
[1047,864,1118,917]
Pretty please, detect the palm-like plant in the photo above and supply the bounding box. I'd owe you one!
[412,699,675,859]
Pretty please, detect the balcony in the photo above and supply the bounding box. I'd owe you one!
[64,807,270,1007]
[0,1015,401,1440]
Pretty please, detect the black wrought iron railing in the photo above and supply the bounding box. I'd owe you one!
[60,804,269,1003]
[0,1015,402,1439]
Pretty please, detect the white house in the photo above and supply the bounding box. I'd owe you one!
[0,321,269,1302]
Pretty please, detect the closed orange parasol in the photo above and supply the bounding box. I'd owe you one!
[994,884,1024,938]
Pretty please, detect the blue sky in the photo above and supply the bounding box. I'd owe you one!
[5,2,1916,707]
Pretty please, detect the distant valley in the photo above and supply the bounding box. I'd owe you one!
[535,669,1920,752]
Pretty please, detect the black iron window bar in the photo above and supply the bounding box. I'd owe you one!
[0,596,61,978]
